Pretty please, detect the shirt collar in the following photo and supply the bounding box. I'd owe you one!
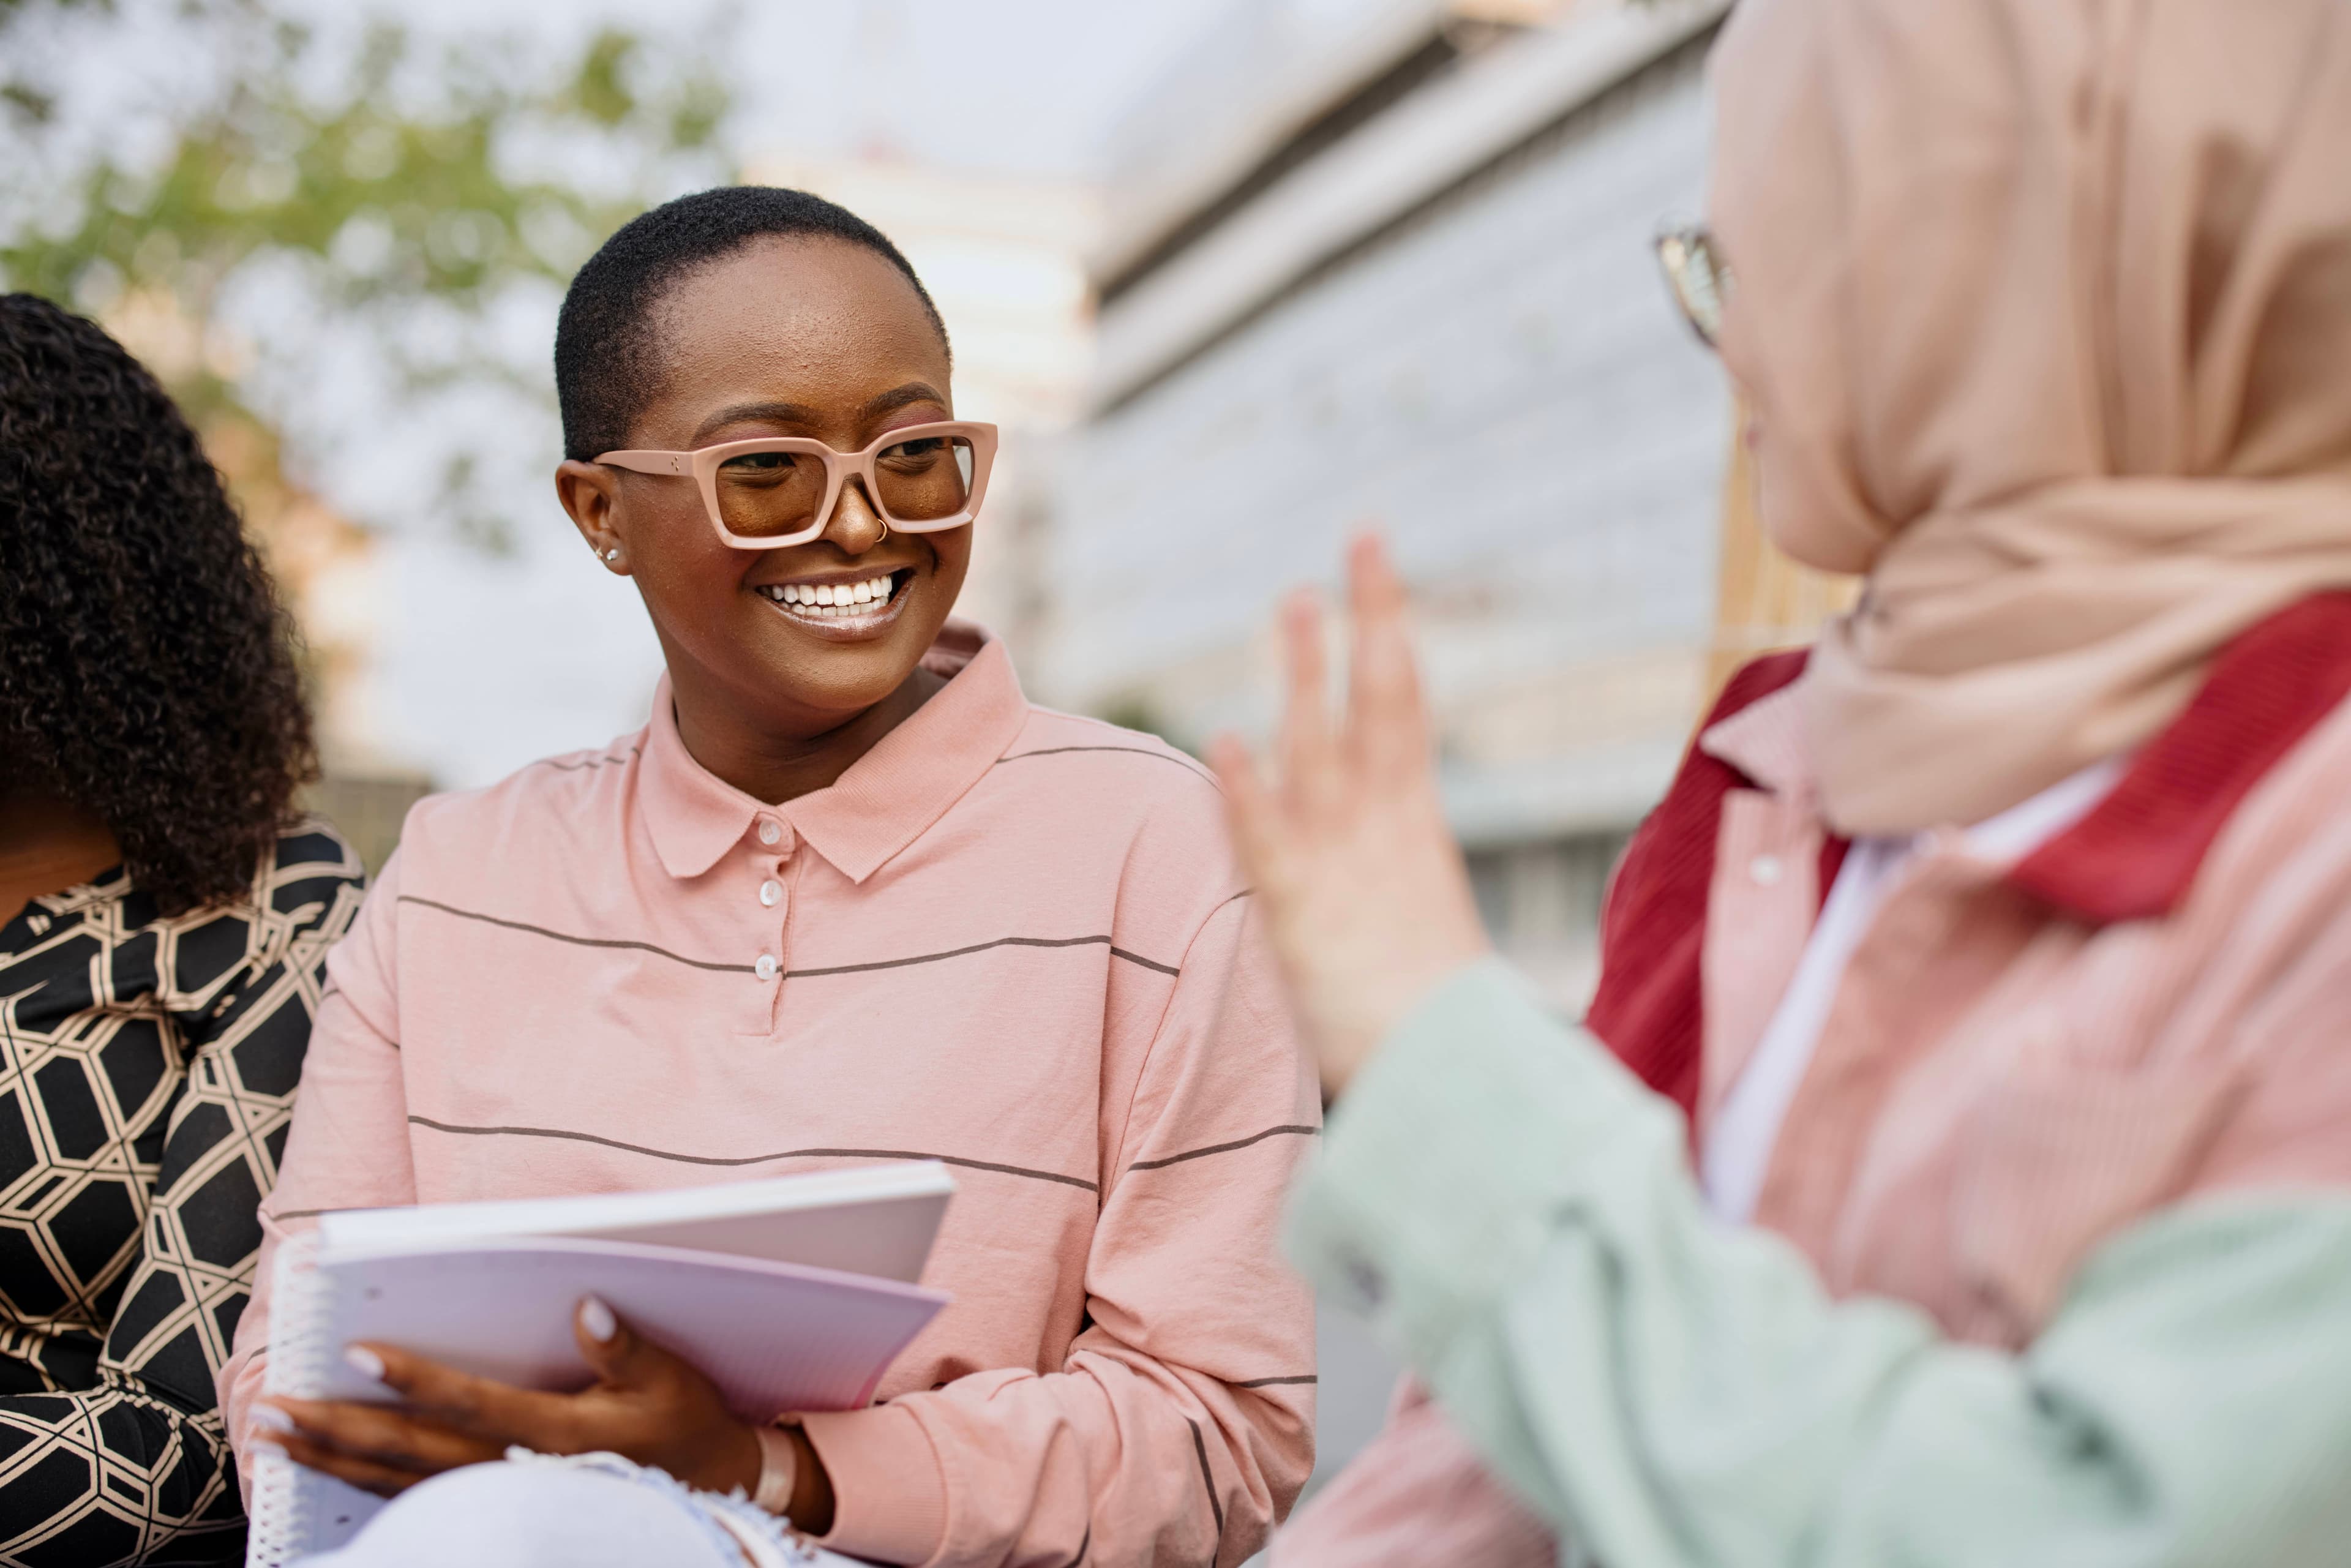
[1697,680,1816,806]
[1696,593,2351,923]
[640,620,1029,884]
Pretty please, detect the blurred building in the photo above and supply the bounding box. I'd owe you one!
[1048,0,1740,1007]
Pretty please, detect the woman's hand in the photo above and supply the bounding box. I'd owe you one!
[258,1297,767,1502]
[1211,534,1491,1096]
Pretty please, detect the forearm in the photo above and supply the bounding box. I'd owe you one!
[803,1354,1308,1568]
[0,1377,240,1556]
[1288,959,2351,1568]
[1272,1379,1556,1568]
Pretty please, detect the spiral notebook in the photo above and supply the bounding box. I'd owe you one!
[244,1164,954,1567]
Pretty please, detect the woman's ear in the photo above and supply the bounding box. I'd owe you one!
[556,460,631,575]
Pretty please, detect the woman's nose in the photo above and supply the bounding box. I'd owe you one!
[823,479,890,553]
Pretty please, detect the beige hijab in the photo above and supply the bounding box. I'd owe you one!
[1707,0,2351,836]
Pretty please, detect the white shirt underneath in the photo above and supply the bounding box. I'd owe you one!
[1700,758,2128,1223]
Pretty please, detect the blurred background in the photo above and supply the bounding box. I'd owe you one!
[1,0,1851,1502]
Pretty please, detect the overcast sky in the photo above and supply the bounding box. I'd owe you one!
[322,0,1254,179]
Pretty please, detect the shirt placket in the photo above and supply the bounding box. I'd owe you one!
[1700,789,1825,1137]
[742,812,794,1036]
[1752,846,1979,1262]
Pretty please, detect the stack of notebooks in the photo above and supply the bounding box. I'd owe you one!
[244,1163,956,1566]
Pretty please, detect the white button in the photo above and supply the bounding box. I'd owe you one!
[1749,854,1785,886]
[757,819,782,846]
[759,880,782,907]
[754,954,779,981]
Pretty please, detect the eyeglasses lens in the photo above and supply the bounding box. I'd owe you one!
[711,435,976,538]
[715,448,827,539]
[871,433,977,525]
[1657,228,1728,349]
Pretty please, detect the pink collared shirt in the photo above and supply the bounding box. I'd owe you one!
[223,625,1319,1568]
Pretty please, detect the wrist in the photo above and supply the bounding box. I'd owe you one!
[702,1420,764,1499]
[1324,941,1490,1095]
[784,1423,835,1534]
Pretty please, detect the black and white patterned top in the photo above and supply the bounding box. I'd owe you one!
[0,824,362,1566]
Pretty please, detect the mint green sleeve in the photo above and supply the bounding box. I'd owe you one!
[1286,958,2351,1567]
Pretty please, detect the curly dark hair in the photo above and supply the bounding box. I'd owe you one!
[0,293,317,915]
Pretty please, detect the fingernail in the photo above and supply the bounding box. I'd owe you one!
[344,1346,386,1381]
[580,1296,617,1342]
[252,1405,295,1434]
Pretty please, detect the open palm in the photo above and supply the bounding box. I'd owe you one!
[1211,535,1492,1096]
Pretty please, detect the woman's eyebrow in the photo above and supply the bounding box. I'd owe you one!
[690,384,948,444]
[861,383,949,418]
[692,400,824,441]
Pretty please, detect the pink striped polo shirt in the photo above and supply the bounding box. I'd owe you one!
[222,625,1319,1568]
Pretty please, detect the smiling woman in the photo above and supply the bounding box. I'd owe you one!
[219,187,1319,1568]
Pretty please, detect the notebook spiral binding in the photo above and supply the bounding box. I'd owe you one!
[243,1232,328,1568]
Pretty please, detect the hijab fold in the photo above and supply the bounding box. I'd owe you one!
[1708,0,2351,836]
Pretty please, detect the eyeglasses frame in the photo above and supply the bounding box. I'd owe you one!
[596,420,1000,550]
[1654,225,1731,350]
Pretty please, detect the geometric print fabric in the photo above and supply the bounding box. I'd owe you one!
[0,825,362,1566]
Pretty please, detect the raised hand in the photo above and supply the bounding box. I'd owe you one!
[1210,534,1491,1096]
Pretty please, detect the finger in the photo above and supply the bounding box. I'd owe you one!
[1209,734,1290,895]
[358,1345,568,1442]
[1343,534,1434,782]
[266,1428,437,1500]
[574,1295,664,1389]
[1277,589,1343,812]
[273,1397,504,1475]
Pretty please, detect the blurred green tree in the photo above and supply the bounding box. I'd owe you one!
[0,0,733,551]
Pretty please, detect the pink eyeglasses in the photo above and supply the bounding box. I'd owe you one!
[598,421,999,549]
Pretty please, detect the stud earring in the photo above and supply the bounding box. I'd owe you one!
[603,548,620,563]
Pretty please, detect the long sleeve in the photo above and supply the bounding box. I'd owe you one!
[800,893,1321,1568]
[218,851,419,1471]
[1270,1378,1556,1568]
[0,832,362,1566]
[1286,958,2351,1568]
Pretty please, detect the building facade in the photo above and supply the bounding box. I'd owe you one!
[1047,0,1739,1006]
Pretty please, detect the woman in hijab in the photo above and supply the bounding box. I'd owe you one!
[1238,0,2351,1561]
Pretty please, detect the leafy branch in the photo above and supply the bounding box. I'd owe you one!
[1,0,735,550]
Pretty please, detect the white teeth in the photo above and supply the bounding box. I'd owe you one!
[763,574,899,618]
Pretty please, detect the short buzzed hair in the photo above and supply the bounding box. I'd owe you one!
[553,186,950,461]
